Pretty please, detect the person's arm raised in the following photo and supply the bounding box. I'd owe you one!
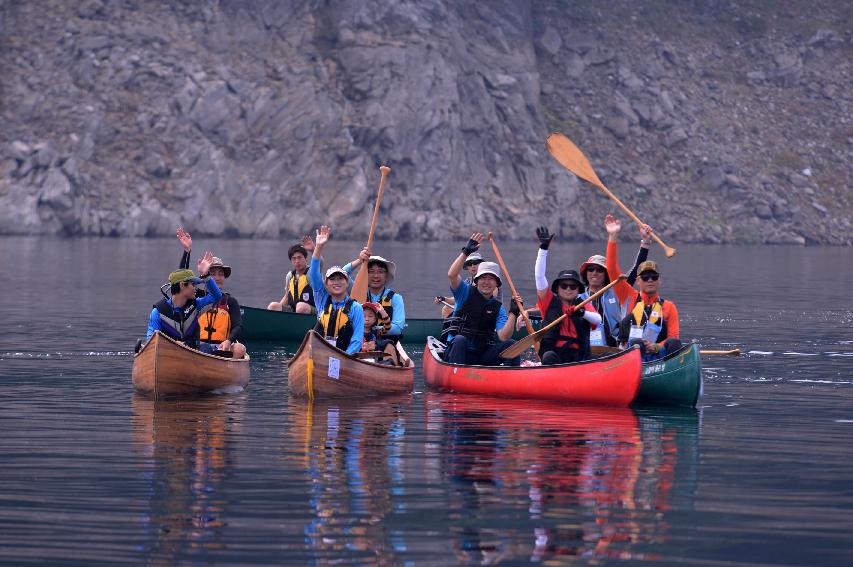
[449,233,483,290]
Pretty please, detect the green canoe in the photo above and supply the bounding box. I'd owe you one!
[239,306,540,343]
[634,343,703,408]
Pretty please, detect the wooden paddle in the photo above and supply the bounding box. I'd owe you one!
[486,232,537,343]
[500,274,627,359]
[351,165,391,303]
[590,345,742,356]
[546,132,676,258]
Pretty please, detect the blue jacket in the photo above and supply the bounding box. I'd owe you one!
[146,277,222,341]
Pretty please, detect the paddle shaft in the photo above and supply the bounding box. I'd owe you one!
[592,180,675,257]
[351,166,391,302]
[487,232,535,335]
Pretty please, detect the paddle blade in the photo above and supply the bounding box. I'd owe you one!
[350,267,368,303]
[546,132,604,188]
[500,334,536,359]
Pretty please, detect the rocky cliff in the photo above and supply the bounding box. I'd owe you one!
[1,0,850,244]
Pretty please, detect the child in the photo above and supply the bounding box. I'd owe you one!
[361,302,399,365]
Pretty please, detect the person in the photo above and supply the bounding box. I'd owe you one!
[360,302,400,365]
[146,251,223,352]
[267,236,317,314]
[173,227,246,358]
[533,227,602,365]
[343,248,406,342]
[308,225,364,355]
[435,252,485,318]
[443,233,522,367]
[618,260,682,361]
[577,215,653,347]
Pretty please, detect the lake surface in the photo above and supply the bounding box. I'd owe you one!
[1,236,852,565]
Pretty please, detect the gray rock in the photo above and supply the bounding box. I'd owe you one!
[537,26,562,56]
[8,141,33,161]
[746,71,765,84]
[34,143,59,169]
[754,204,773,219]
[633,173,656,188]
[808,29,840,48]
[612,93,639,124]
[699,166,726,192]
[565,53,586,78]
[605,115,629,139]
[664,127,687,148]
[811,201,828,214]
[788,173,810,188]
[771,53,803,87]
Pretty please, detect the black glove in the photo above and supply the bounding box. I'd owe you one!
[536,226,554,250]
[509,299,522,317]
[462,237,481,256]
[570,305,585,318]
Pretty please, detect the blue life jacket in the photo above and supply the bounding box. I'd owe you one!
[580,287,630,347]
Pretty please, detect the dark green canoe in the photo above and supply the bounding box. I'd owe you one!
[634,344,703,408]
[239,306,540,343]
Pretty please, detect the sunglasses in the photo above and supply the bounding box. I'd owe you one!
[558,282,580,290]
[640,274,660,282]
[585,266,606,274]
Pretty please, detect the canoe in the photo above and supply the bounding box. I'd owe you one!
[239,305,542,343]
[634,343,703,407]
[287,330,414,398]
[422,336,642,406]
[132,331,250,398]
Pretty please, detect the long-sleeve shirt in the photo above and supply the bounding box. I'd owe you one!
[309,257,363,354]
[342,262,406,336]
[605,240,649,305]
[147,277,223,339]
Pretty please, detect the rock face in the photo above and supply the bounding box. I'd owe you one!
[1,0,850,245]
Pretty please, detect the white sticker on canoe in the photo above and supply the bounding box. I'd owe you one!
[328,357,340,379]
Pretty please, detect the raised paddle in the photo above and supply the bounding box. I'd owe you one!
[590,345,742,357]
[351,165,391,303]
[546,132,676,258]
[500,274,627,359]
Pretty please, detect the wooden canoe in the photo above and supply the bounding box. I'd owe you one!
[634,343,703,407]
[422,336,642,406]
[239,305,542,343]
[287,330,414,398]
[132,331,250,398]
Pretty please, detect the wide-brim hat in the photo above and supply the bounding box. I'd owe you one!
[209,256,231,278]
[551,269,583,293]
[473,261,502,287]
[324,265,349,281]
[168,269,203,286]
[366,255,396,283]
[464,252,484,266]
[637,260,660,275]
[579,254,608,285]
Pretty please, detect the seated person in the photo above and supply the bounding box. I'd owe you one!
[267,237,317,314]
[344,248,405,343]
[360,302,400,365]
[619,260,682,362]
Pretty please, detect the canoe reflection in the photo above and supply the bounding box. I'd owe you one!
[132,393,246,565]
[287,395,414,562]
[425,394,699,563]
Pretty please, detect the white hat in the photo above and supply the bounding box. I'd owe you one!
[366,255,396,283]
[473,261,502,287]
[324,265,349,280]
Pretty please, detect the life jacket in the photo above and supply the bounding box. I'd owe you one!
[446,289,501,352]
[314,297,356,351]
[367,288,399,337]
[622,294,668,344]
[287,269,314,309]
[539,294,591,360]
[154,298,212,347]
[199,296,231,344]
[581,287,627,347]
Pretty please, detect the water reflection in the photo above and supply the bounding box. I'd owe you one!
[425,394,700,563]
[131,394,246,565]
[287,395,414,563]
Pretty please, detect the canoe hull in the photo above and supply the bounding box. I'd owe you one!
[635,344,702,407]
[131,331,250,398]
[423,337,641,406]
[287,331,414,398]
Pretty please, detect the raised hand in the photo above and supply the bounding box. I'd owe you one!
[301,234,315,252]
[604,214,621,236]
[197,250,214,276]
[535,226,554,250]
[462,232,484,255]
[176,226,192,252]
[639,223,653,243]
[315,225,331,247]
[358,246,371,262]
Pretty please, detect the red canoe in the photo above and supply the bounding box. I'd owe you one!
[423,336,642,406]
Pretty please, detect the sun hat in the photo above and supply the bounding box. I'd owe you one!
[168,269,203,285]
[209,256,231,278]
[464,252,484,266]
[324,266,349,280]
[473,261,502,287]
[579,254,608,283]
[551,269,584,293]
[637,260,660,275]
[366,255,396,283]
[361,302,381,315]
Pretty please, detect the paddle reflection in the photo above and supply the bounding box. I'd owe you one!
[425,394,699,563]
[132,393,246,565]
[287,395,413,562]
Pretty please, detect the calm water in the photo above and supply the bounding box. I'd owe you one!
[1,236,852,565]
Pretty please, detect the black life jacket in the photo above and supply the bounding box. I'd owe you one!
[539,294,591,360]
[314,297,356,351]
[287,269,314,309]
[447,289,501,352]
[619,294,669,344]
[154,298,212,348]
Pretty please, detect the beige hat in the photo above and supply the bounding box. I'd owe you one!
[324,265,349,280]
[473,261,502,287]
[366,255,396,283]
[209,256,231,278]
[637,260,660,274]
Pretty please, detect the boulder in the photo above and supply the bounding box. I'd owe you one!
[537,26,562,56]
